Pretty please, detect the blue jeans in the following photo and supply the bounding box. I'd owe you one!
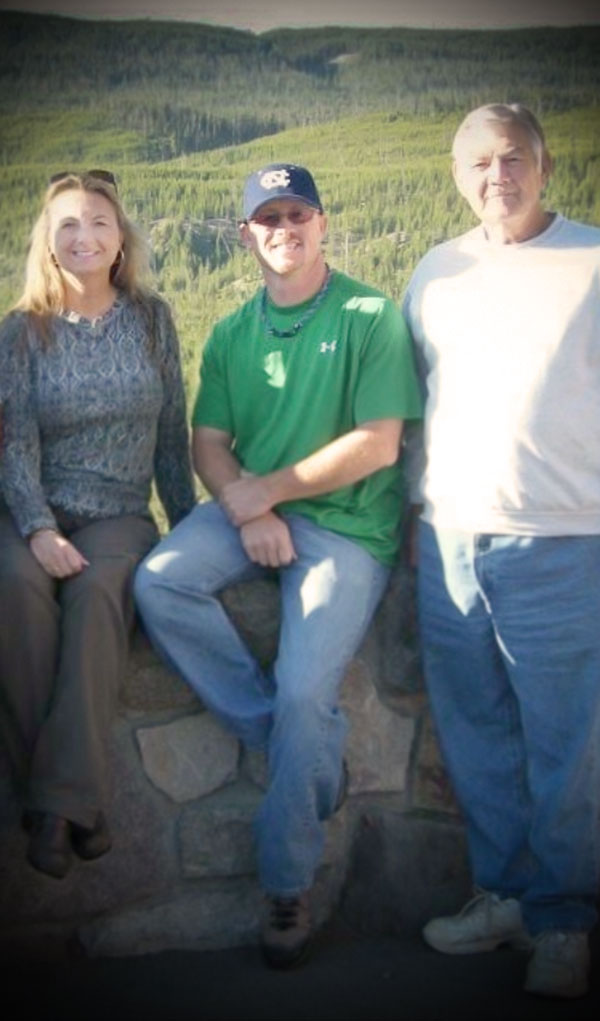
[134,502,389,896]
[418,522,600,934]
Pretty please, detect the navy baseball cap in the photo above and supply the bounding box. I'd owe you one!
[243,163,323,221]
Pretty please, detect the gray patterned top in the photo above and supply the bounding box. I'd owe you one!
[0,294,195,537]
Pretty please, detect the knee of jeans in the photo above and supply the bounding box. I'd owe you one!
[133,559,158,611]
[132,558,187,623]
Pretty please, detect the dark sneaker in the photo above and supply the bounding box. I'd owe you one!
[27,811,72,879]
[71,812,112,861]
[261,892,312,969]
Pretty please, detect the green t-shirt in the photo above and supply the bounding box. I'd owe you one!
[193,270,422,564]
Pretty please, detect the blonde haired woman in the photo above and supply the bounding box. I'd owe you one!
[0,171,194,878]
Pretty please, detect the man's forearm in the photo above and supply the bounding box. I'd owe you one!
[265,419,402,504]
[192,426,297,566]
[220,419,403,526]
[192,428,241,498]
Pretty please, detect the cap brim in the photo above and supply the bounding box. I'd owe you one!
[245,194,322,221]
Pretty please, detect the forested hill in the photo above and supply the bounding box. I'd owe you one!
[1,11,599,426]
[1,12,598,162]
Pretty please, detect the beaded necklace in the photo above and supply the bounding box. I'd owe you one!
[261,267,332,339]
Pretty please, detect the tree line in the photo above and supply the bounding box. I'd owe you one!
[0,14,598,404]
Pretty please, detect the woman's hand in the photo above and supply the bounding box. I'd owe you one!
[29,529,89,578]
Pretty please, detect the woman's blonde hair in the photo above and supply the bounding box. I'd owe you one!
[14,172,154,341]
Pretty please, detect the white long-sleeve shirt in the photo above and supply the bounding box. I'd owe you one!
[403,213,600,535]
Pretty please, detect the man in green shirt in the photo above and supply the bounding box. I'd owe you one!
[135,163,421,968]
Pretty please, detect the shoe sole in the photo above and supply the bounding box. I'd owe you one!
[26,850,71,880]
[261,938,313,970]
[423,931,533,955]
[72,837,112,861]
[524,978,589,999]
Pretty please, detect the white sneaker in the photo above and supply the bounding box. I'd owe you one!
[423,891,532,954]
[525,930,589,999]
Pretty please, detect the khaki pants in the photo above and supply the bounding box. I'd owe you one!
[0,509,157,827]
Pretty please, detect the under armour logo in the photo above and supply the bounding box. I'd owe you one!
[320,341,337,354]
[260,169,291,190]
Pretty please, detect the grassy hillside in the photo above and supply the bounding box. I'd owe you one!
[1,13,598,161]
[1,12,598,402]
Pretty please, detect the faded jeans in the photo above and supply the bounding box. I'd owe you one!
[134,502,389,896]
[418,521,600,934]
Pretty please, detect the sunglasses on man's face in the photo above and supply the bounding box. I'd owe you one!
[250,205,317,229]
[49,169,118,192]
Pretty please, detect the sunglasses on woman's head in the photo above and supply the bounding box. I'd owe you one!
[49,169,118,192]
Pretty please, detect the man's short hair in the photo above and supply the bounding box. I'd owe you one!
[452,103,549,169]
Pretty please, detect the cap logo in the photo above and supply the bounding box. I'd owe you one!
[260,169,291,190]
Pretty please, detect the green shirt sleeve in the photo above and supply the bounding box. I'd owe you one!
[192,325,234,433]
[353,297,423,425]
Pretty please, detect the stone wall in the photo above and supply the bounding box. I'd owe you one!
[0,565,470,958]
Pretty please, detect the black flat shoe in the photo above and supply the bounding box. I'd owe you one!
[27,812,72,879]
[71,812,112,861]
[21,810,34,832]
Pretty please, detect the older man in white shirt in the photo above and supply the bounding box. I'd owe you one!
[404,103,600,1000]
